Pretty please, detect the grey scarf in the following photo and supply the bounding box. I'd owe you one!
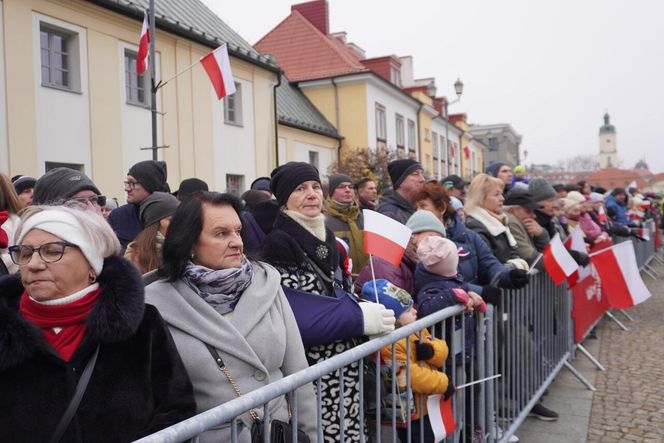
[182,257,253,315]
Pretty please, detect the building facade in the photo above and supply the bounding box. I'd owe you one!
[468,123,522,168]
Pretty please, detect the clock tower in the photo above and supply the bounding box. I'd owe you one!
[599,113,618,168]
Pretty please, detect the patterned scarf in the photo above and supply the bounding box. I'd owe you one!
[325,198,366,272]
[182,257,253,315]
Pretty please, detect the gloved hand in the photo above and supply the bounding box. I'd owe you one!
[481,286,502,306]
[415,342,435,361]
[443,381,456,401]
[568,249,590,266]
[629,229,647,241]
[509,269,530,288]
[359,302,396,336]
[506,258,530,271]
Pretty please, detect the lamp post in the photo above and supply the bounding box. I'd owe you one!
[444,78,464,177]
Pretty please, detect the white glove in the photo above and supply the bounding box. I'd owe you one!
[359,302,396,336]
[506,258,530,272]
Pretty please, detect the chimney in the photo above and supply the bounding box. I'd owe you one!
[433,97,444,115]
[292,0,329,35]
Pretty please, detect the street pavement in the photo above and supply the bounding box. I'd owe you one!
[518,259,664,443]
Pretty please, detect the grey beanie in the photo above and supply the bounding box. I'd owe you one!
[139,191,179,228]
[405,210,446,237]
[485,161,506,178]
[328,174,353,196]
[528,177,557,202]
[33,168,101,205]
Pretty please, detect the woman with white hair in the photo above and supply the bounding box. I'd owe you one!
[0,206,195,442]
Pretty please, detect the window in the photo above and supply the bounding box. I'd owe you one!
[390,66,401,87]
[40,26,71,89]
[45,161,83,172]
[224,83,242,125]
[395,114,405,148]
[225,174,244,196]
[375,104,386,141]
[488,137,498,151]
[432,131,439,160]
[309,151,320,170]
[124,50,149,106]
[424,128,430,142]
[407,119,416,153]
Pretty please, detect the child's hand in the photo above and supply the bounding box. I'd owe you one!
[443,381,456,400]
[467,291,487,313]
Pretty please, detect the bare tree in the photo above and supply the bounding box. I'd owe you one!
[327,147,396,191]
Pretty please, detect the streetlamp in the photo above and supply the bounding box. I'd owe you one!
[445,78,464,177]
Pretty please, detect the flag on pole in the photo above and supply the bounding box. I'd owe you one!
[363,209,412,266]
[543,233,579,285]
[564,226,591,286]
[598,205,607,224]
[463,145,470,159]
[591,241,651,308]
[200,43,237,100]
[137,12,150,75]
[427,394,456,442]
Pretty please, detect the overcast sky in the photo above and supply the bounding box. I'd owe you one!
[203,0,664,173]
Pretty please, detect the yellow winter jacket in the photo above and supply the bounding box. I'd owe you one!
[380,328,449,420]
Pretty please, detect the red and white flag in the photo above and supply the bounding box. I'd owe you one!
[363,209,412,266]
[591,241,651,308]
[636,226,650,241]
[200,43,236,100]
[543,233,579,285]
[597,205,607,224]
[564,226,591,286]
[136,12,150,75]
[427,394,456,442]
[463,145,470,159]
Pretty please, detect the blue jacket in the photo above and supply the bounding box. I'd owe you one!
[445,215,514,293]
[108,203,142,251]
[605,195,634,227]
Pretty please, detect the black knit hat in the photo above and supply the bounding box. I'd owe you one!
[139,192,179,228]
[12,175,37,195]
[388,159,423,189]
[174,178,208,200]
[33,168,101,205]
[270,162,321,206]
[250,177,271,192]
[328,174,353,196]
[128,160,168,194]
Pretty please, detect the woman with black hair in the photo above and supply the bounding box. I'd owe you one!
[144,191,316,442]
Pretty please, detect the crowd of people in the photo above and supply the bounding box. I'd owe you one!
[0,158,661,442]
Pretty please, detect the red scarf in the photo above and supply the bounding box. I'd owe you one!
[19,287,102,361]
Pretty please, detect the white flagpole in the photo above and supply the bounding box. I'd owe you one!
[589,243,621,257]
[528,253,543,274]
[368,254,380,304]
[455,374,502,390]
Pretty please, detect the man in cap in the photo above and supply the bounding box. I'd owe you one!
[325,174,368,274]
[174,177,208,202]
[108,160,169,251]
[377,159,426,224]
[250,177,273,198]
[12,175,36,207]
[441,174,468,202]
[504,188,549,266]
[32,168,106,215]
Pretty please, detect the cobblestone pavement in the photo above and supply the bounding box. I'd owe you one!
[586,259,664,442]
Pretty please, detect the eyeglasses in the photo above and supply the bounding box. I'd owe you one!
[124,181,141,190]
[68,195,107,207]
[8,242,80,265]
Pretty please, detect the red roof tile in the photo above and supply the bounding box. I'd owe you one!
[255,10,368,81]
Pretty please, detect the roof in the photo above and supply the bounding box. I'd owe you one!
[585,168,649,189]
[276,76,340,139]
[255,10,368,81]
[87,0,277,71]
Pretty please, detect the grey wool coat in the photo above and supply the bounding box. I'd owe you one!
[145,262,316,442]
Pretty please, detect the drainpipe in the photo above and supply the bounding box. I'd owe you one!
[331,78,341,166]
[272,73,282,166]
[416,103,423,166]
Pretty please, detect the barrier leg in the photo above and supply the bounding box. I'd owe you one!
[645,263,659,277]
[563,361,596,391]
[576,344,606,371]
[653,253,664,265]
[642,267,657,280]
[605,312,629,331]
[618,309,635,322]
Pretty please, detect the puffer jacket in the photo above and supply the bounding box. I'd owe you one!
[377,191,416,224]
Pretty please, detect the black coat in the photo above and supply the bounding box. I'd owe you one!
[465,216,520,264]
[0,256,196,443]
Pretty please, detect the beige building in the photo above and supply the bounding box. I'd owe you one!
[0,0,282,198]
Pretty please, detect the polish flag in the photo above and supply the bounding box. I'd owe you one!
[591,241,651,308]
[427,394,456,442]
[564,226,591,286]
[363,209,412,266]
[598,205,607,224]
[543,233,579,285]
[200,44,236,100]
[136,12,150,75]
[463,145,470,159]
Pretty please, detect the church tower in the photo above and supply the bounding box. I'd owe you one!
[599,112,618,168]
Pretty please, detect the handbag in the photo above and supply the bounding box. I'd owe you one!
[205,344,310,443]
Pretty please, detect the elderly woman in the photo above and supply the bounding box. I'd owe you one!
[0,206,195,442]
[145,191,316,442]
[261,162,394,443]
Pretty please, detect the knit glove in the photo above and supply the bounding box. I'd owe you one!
[506,258,530,271]
[568,249,590,267]
[359,302,396,336]
[443,380,456,401]
[415,342,435,361]
[481,286,502,307]
[0,211,8,249]
[509,269,530,288]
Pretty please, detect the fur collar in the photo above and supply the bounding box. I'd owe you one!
[0,255,145,370]
[467,207,517,247]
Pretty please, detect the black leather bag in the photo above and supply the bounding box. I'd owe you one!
[251,418,310,443]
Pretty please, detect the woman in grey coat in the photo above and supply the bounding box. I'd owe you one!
[145,192,316,442]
